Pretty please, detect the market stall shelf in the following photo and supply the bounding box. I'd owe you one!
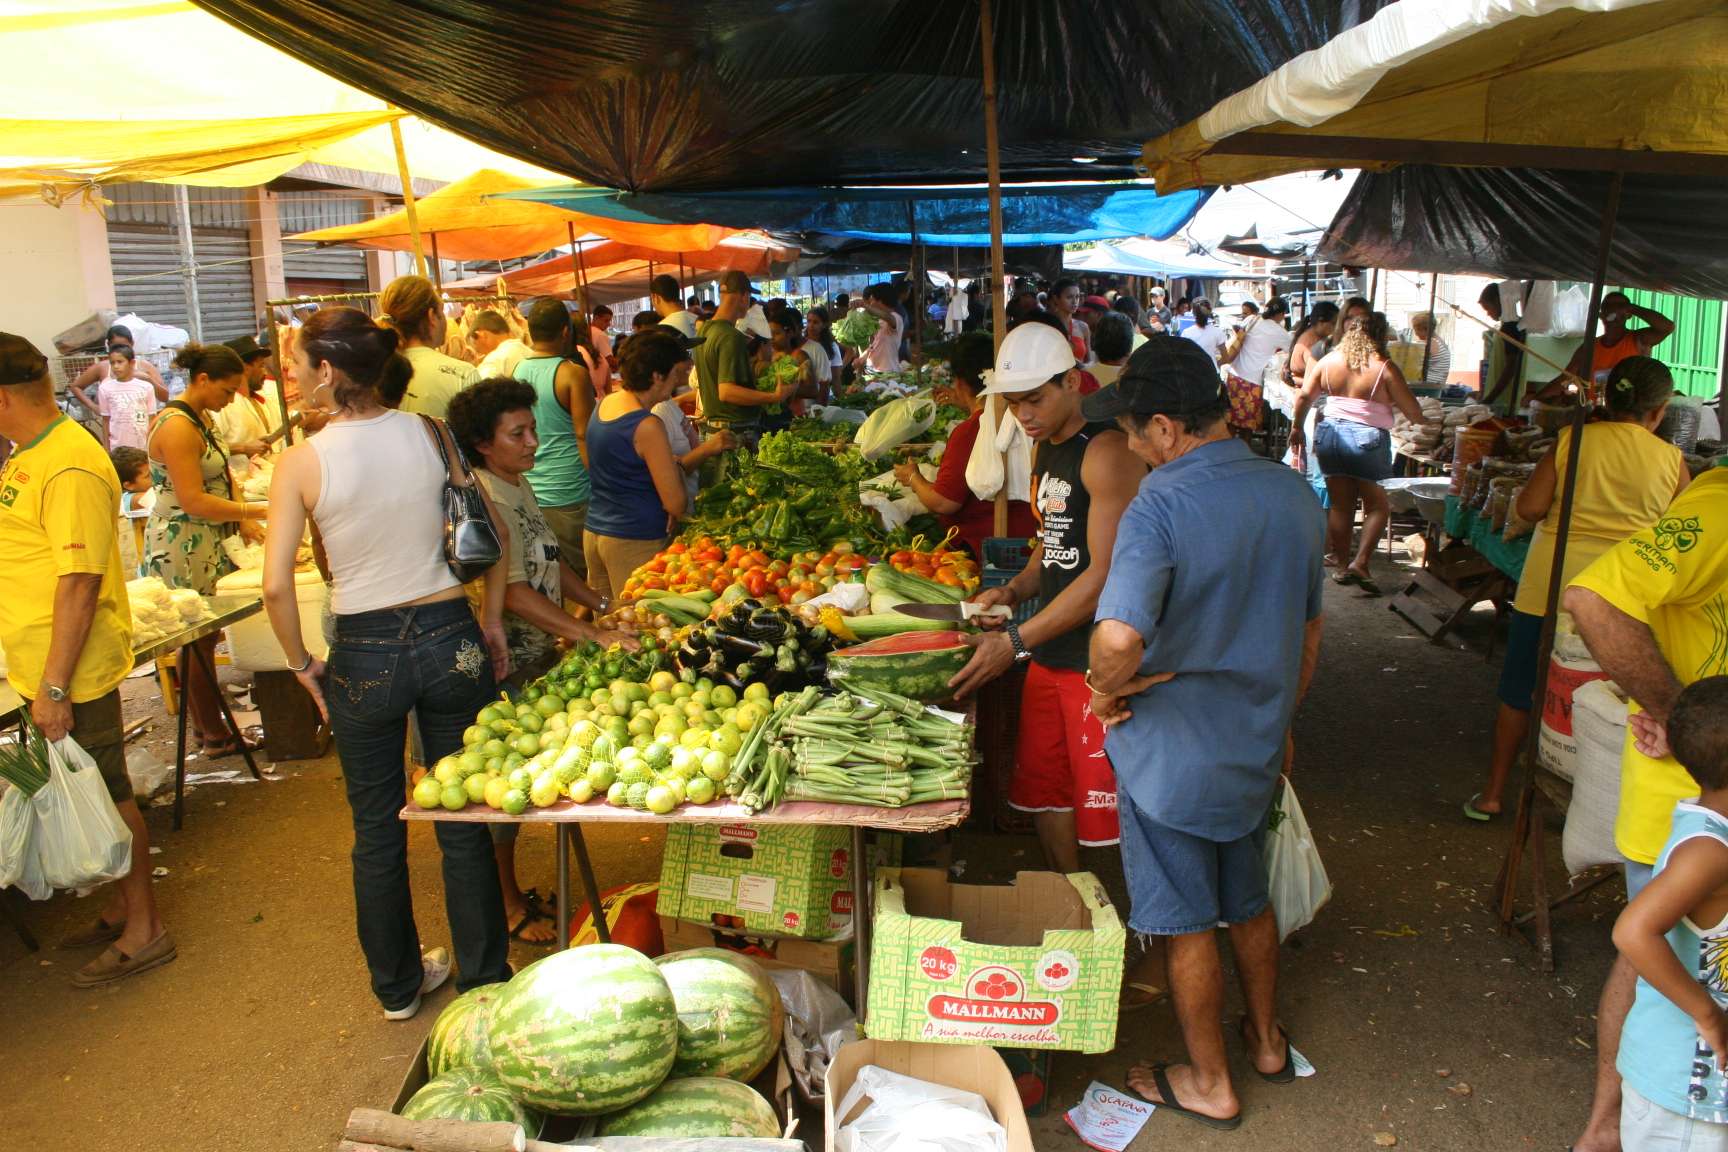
[401,796,969,1013]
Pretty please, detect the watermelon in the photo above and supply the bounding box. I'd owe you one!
[425,985,501,1077]
[828,629,972,701]
[655,948,785,1081]
[596,1077,781,1139]
[401,1067,529,1128]
[487,944,678,1115]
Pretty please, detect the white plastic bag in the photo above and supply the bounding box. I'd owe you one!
[964,401,1006,501]
[1264,777,1331,942]
[768,969,857,1101]
[855,395,936,460]
[1521,280,1556,334]
[1548,284,1591,337]
[32,735,133,891]
[0,782,50,901]
[834,1065,1007,1152]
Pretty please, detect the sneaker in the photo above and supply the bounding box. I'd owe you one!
[382,947,452,1021]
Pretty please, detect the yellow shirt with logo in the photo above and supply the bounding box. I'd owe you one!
[0,417,134,702]
[1568,468,1728,864]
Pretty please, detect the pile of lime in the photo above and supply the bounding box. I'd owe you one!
[411,670,778,816]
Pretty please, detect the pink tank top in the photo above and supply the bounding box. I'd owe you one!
[1327,362,1395,430]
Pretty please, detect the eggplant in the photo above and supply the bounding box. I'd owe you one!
[718,633,768,658]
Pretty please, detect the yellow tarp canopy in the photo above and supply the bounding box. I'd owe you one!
[1140,0,1728,192]
[0,0,564,199]
[443,234,796,303]
[291,169,737,259]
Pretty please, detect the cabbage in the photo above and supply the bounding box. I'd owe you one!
[834,308,880,349]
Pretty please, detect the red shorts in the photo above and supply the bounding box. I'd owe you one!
[1009,661,1120,847]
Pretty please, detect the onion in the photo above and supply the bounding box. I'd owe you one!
[656,626,675,643]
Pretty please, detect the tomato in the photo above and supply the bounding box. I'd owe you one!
[777,585,796,604]
[768,560,790,577]
[697,547,724,563]
[889,550,914,566]
[747,550,771,567]
[798,579,820,596]
[744,570,769,597]
[668,541,688,554]
[935,568,964,587]
[711,576,732,596]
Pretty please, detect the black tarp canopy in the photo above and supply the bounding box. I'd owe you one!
[1320,165,1728,298]
[191,0,1392,193]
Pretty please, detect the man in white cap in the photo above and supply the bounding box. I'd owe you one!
[948,320,1146,873]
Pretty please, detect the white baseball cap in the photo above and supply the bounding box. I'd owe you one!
[978,321,1077,395]
[741,303,772,341]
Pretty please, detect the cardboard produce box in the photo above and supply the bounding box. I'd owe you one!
[660,915,855,1000]
[825,1039,1033,1152]
[656,822,853,940]
[864,869,1124,1054]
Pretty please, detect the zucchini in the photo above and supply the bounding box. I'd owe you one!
[864,562,964,604]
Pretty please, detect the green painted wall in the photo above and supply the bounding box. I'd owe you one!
[1616,287,1724,399]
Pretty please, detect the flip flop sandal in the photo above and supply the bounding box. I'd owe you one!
[1131,1063,1242,1131]
[199,736,261,760]
[1238,1015,1297,1083]
[1119,981,1167,1013]
[1332,569,1362,587]
[1356,576,1384,597]
[508,908,557,945]
[521,888,551,916]
[1463,794,1499,822]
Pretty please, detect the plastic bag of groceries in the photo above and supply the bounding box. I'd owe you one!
[834,1065,1006,1152]
[855,394,936,460]
[33,735,133,890]
[0,781,50,900]
[1264,776,1331,942]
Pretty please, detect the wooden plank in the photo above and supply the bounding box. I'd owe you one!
[401,795,969,834]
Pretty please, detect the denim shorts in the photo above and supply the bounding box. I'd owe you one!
[1118,791,1270,936]
[1497,609,1544,711]
[1314,418,1393,483]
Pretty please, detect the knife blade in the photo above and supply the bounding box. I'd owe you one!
[895,601,1011,624]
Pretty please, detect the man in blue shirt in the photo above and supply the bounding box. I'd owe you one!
[1084,335,1326,1131]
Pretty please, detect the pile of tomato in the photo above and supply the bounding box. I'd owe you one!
[620,537,871,606]
[885,547,981,592]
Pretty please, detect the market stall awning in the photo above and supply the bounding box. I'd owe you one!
[1063,238,1257,280]
[289,169,738,259]
[191,0,1386,193]
[0,1,565,199]
[442,233,797,301]
[495,183,1210,247]
[1320,164,1728,298]
[1139,0,1728,193]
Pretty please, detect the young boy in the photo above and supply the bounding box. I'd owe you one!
[1614,675,1728,1149]
[110,446,153,577]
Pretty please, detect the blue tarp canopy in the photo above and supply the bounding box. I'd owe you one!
[495,183,1211,247]
[1064,237,1256,279]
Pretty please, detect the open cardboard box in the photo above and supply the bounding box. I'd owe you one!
[661,915,856,1001]
[865,868,1124,1053]
[824,1039,1033,1152]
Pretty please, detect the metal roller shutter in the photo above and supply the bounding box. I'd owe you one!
[110,226,259,342]
[283,243,367,283]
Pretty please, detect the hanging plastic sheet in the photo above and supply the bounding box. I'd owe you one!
[193,0,1384,193]
[1319,165,1728,298]
[494,184,1210,246]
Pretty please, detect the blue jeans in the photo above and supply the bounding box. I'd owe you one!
[1118,791,1270,936]
[327,598,510,1009]
[1313,418,1393,483]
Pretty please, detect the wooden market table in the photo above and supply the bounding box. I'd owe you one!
[401,795,970,1012]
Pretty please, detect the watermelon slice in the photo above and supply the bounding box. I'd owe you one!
[827,630,972,702]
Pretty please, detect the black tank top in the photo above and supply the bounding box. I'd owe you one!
[1031,420,1117,670]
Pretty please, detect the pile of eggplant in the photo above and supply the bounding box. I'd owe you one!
[675,599,836,692]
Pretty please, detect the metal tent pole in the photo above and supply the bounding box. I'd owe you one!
[1496,170,1625,959]
[980,0,1009,537]
[1419,275,1439,384]
[388,119,428,277]
[172,185,202,343]
[430,232,443,291]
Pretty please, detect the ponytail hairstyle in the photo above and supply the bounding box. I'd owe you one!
[1337,312,1391,372]
[1293,301,1339,342]
[378,274,441,344]
[172,342,244,383]
[1604,355,1674,419]
[299,306,412,410]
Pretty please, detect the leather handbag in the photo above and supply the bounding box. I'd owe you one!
[419,414,502,582]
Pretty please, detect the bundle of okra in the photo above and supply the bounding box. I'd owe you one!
[725,680,975,812]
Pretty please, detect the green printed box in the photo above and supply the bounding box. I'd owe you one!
[656,823,853,939]
[864,869,1124,1054]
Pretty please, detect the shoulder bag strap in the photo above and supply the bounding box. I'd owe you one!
[418,413,475,490]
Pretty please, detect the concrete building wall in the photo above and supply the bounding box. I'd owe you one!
[0,198,116,362]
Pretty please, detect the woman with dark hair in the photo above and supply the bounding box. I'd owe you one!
[1282,301,1339,390]
[890,330,1038,560]
[1049,278,1089,362]
[1289,312,1426,592]
[1179,297,1227,364]
[803,306,841,401]
[583,330,691,600]
[145,343,265,755]
[380,274,478,418]
[1465,356,1687,821]
[262,306,511,1018]
[763,309,815,428]
[69,325,168,412]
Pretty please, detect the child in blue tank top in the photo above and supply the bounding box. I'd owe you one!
[1615,676,1728,1150]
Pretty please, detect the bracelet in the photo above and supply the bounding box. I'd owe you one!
[288,652,313,673]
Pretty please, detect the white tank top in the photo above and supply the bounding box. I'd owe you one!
[310,409,459,615]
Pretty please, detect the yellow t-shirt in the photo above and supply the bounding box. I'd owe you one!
[1512,422,1683,617]
[0,417,134,702]
[1568,468,1728,863]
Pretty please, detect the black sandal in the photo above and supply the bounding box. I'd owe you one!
[508,907,556,945]
[1238,1015,1297,1083]
[1130,1063,1243,1131]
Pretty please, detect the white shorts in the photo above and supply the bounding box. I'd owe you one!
[1623,1082,1728,1150]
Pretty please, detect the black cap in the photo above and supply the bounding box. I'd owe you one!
[1082,334,1226,422]
[653,323,706,350]
[223,334,270,362]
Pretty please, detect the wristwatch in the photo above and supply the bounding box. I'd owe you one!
[597,596,612,617]
[1004,622,1032,664]
[43,683,68,703]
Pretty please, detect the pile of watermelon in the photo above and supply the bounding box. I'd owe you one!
[398,943,786,1140]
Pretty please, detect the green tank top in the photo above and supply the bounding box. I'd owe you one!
[515,355,590,507]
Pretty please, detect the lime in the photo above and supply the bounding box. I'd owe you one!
[742,682,770,704]
[643,741,673,771]
[501,788,529,816]
[521,685,543,703]
[700,749,730,781]
[734,702,765,733]
[709,685,738,708]
[605,781,629,807]
[680,726,710,750]
[503,751,526,772]
[628,713,655,737]
[463,772,490,803]
[542,711,569,733]
[645,785,678,815]
[434,760,461,787]
[534,694,565,717]
[586,761,616,791]
[685,775,717,804]
[605,717,630,744]
[529,773,561,808]
[566,777,595,804]
[626,781,652,810]
[626,683,649,703]
[707,725,742,757]
[571,720,601,749]
[670,747,699,776]
[476,704,510,726]
[507,767,534,791]
[412,776,443,809]
[661,777,686,806]
[516,711,544,734]
[695,677,716,695]
[480,738,510,760]
[538,730,565,753]
[513,732,542,758]
[609,693,631,716]
[671,682,694,700]
[439,784,467,811]
[648,690,674,709]
[462,724,490,747]
[483,776,509,809]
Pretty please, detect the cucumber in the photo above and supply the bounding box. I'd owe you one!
[654,595,716,619]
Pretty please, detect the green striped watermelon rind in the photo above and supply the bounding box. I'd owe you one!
[654,947,786,1082]
[425,985,501,1078]
[596,1076,781,1139]
[486,943,679,1116]
[400,1067,527,1127]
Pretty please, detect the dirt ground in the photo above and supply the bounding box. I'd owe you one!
[0,543,1620,1151]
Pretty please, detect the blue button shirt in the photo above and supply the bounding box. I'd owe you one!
[1095,437,1324,841]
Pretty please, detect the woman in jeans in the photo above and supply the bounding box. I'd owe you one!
[1288,312,1426,594]
[583,330,691,600]
[262,306,511,1019]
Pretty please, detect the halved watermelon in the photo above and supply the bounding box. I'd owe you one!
[828,630,971,702]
